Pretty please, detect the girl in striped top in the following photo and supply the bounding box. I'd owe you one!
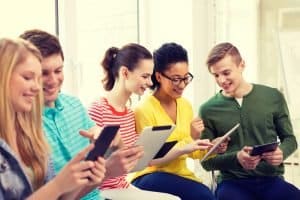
[88,43,180,200]
[88,43,154,189]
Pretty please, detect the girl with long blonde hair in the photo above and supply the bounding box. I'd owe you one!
[0,38,106,199]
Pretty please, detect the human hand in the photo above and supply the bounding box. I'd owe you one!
[105,145,144,179]
[261,147,283,166]
[182,139,213,154]
[190,117,205,140]
[52,144,98,194]
[212,137,230,154]
[79,127,102,142]
[80,126,123,148]
[88,157,106,186]
[237,146,261,170]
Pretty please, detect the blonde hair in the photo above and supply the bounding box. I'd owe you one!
[0,38,49,189]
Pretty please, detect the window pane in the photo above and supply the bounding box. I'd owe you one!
[0,0,55,38]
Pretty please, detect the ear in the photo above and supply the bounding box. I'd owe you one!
[238,60,245,71]
[120,66,128,78]
[240,60,245,68]
[155,71,161,83]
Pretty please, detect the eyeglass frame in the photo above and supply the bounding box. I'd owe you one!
[160,72,194,86]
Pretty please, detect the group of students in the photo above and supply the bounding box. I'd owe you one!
[0,28,299,200]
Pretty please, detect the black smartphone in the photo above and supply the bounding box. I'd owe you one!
[250,141,279,156]
[153,141,178,159]
[85,125,120,161]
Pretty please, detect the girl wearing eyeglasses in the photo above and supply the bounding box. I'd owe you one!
[132,43,221,200]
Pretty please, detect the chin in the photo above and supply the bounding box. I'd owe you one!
[45,95,58,104]
[22,106,33,112]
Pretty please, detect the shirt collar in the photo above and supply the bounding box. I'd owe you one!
[43,96,64,116]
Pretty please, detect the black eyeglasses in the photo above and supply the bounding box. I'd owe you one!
[160,72,194,86]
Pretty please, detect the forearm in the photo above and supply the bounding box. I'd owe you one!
[280,135,298,159]
[150,148,185,166]
[201,151,240,171]
[26,179,63,200]
[60,186,94,200]
[75,185,95,198]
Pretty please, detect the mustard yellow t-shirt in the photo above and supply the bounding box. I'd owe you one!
[132,95,206,183]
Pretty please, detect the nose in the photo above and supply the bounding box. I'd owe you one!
[148,77,153,87]
[218,75,226,84]
[32,79,41,93]
[44,73,57,85]
[177,79,186,89]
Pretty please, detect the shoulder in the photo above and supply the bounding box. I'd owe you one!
[253,84,283,100]
[177,96,192,107]
[200,93,220,113]
[134,94,156,111]
[58,93,83,105]
[88,97,107,113]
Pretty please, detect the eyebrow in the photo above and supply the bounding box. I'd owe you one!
[170,73,190,78]
[22,70,42,77]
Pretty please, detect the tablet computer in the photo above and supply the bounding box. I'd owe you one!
[200,123,240,162]
[250,141,279,156]
[153,140,178,159]
[85,125,120,161]
[130,125,176,172]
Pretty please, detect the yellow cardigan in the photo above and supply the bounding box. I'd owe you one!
[132,95,207,183]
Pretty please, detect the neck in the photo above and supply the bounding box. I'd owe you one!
[224,81,252,98]
[153,88,175,105]
[45,101,55,108]
[107,83,131,111]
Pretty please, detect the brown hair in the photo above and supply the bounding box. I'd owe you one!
[101,43,152,91]
[206,42,242,69]
[20,29,64,60]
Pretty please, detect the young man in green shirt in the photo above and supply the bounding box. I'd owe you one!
[199,42,299,200]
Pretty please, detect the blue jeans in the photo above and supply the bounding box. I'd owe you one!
[132,172,216,200]
[216,176,300,200]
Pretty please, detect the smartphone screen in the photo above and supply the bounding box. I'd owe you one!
[85,125,120,161]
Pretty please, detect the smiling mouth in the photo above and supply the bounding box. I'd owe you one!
[44,87,57,94]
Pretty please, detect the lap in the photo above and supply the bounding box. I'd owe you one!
[216,177,300,200]
[132,172,215,200]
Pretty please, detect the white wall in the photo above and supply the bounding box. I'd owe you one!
[0,0,55,38]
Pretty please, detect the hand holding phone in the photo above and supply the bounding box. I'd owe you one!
[85,125,120,161]
[250,141,279,156]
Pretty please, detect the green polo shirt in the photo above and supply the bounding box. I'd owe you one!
[43,93,102,200]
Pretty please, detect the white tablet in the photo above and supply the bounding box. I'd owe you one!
[130,125,176,172]
[200,123,240,162]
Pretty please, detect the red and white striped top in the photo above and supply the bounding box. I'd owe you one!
[88,97,137,189]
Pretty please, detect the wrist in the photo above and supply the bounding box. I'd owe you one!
[48,178,65,198]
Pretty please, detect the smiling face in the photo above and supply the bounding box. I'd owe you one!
[124,59,154,95]
[209,55,244,97]
[10,54,42,112]
[41,53,64,107]
[156,61,191,99]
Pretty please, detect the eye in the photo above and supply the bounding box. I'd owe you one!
[23,76,32,81]
[172,78,181,84]
[223,70,231,76]
[42,71,49,76]
[224,72,230,76]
